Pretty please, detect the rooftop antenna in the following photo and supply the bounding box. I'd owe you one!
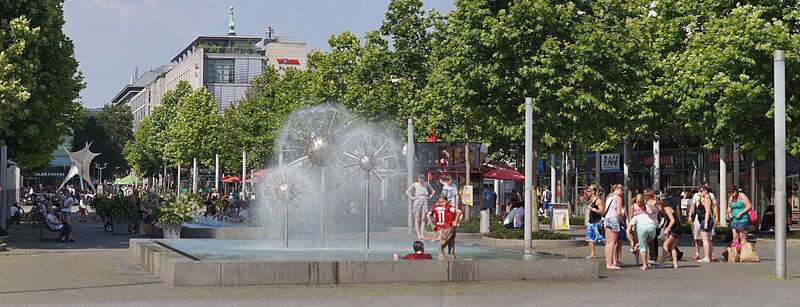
[228,5,236,36]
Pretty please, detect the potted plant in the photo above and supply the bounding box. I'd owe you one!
[105,195,137,235]
[155,193,201,239]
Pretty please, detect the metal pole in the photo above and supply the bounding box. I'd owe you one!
[284,200,289,248]
[524,97,533,253]
[407,119,414,230]
[774,49,787,279]
[215,154,220,194]
[719,146,727,227]
[242,151,246,199]
[163,165,167,193]
[654,139,660,192]
[365,171,370,250]
[0,146,6,230]
[624,139,630,206]
[465,139,470,221]
[595,150,601,188]
[320,168,325,246]
[192,157,198,194]
[733,143,740,187]
[550,154,556,205]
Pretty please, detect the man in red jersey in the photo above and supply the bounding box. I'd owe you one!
[393,241,433,260]
[427,194,462,260]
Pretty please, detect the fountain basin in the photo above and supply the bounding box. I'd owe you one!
[130,239,600,286]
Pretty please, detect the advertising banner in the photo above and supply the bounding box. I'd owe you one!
[552,203,570,230]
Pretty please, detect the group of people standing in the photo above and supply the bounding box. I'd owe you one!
[584,183,753,270]
[405,174,462,260]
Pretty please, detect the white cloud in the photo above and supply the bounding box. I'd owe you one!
[84,0,177,23]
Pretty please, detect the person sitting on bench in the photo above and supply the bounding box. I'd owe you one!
[45,207,74,242]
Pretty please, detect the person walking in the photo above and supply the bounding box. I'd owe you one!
[604,184,624,270]
[480,184,497,217]
[584,185,605,259]
[542,185,552,217]
[696,185,717,262]
[727,185,752,247]
[405,174,435,240]
[658,199,681,268]
[688,185,717,261]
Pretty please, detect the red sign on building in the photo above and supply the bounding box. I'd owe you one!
[276,58,300,65]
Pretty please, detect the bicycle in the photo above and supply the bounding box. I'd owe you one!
[24,205,44,226]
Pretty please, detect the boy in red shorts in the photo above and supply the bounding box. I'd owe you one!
[427,194,463,260]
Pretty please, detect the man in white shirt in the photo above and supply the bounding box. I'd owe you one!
[10,203,21,225]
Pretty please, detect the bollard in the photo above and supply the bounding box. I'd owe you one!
[480,210,490,234]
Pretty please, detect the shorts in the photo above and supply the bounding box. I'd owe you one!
[668,231,682,239]
[636,224,657,253]
[604,217,620,233]
[61,211,72,217]
[586,222,605,242]
[412,197,428,214]
[730,221,748,232]
[699,218,714,233]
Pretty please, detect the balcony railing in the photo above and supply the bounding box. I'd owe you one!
[199,44,257,55]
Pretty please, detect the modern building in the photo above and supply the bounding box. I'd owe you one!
[111,65,173,130]
[113,7,307,122]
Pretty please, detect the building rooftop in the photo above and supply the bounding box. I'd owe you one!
[170,35,262,63]
[110,65,172,105]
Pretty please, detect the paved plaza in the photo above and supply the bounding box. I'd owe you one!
[1,220,799,306]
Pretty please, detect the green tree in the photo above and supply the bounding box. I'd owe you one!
[163,85,222,168]
[125,81,191,177]
[664,3,800,158]
[0,0,84,171]
[73,105,133,177]
[218,67,312,173]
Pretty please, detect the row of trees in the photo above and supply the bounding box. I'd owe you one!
[1,0,84,172]
[127,0,799,183]
[72,105,133,178]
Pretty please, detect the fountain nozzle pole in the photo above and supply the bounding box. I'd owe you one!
[365,171,370,250]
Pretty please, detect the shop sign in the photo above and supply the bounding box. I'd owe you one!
[601,153,620,172]
[551,203,570,230]
[644,156,674,165]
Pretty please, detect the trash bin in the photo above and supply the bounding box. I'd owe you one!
[480,210,490,234]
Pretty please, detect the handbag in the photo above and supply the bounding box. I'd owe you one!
[739,242,760,262]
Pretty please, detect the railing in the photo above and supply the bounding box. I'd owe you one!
[199,45,257,55]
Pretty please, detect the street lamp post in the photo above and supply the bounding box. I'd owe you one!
[94,163,108,194]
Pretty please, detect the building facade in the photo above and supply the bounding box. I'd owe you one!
[113,9,307,123]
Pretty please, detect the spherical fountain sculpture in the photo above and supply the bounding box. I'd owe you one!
[275,105,355,245]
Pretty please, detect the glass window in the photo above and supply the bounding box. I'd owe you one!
[204,59,235,83]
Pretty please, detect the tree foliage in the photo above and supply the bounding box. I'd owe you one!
[73,105,133,177]
[0,0,84,171]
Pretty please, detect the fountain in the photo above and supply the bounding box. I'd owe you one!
[130,104,599,286]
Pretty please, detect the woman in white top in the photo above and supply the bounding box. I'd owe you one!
[626,212,656,270]
[604,184,624,270]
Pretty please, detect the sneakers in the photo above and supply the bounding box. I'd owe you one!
[677,251,684,261]
[691,253,699,261]
[711,254,717,262]
[697,258,710,263]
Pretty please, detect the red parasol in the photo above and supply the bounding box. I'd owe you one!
[221,175,241,183]
[483,168,525,181]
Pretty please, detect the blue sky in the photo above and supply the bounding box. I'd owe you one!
[64,0,455,108]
